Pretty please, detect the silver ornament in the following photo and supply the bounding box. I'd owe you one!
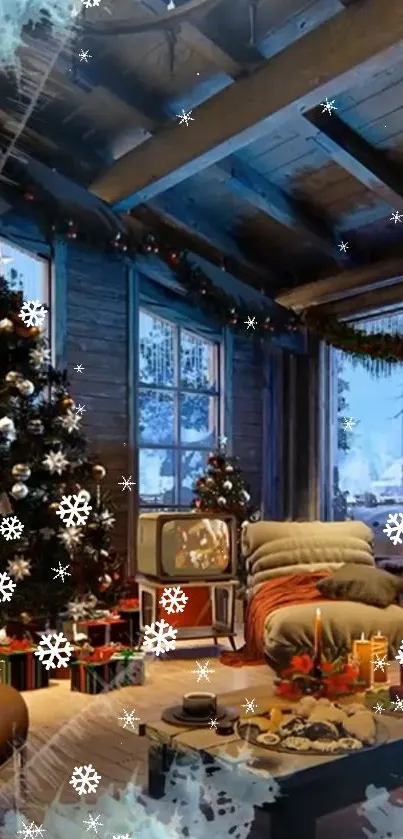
[217,496,227,506]
[79,489,91,502]
[11,463,31,482]
[223,480,233,491]
[10,482,29,500]
[0,416,14,434]
[17,379,35,397]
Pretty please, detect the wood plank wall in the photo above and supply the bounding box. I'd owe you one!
[232,335,264,512]
[65,245,130,558]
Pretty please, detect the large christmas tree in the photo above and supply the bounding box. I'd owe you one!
[0,273,122,625]
[191,438,258,585]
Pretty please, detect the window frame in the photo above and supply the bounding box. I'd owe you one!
[137,304,225,510]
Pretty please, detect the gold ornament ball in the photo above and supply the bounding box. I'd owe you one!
[0,318,13,333]
[61,395,74,411]
[29,326,40,339]
[5,371,22,385]
[19,612,33,625]
[12,463,31,482]
[92,464,106,481]
[48,501,60,514]
[10,482,29,501]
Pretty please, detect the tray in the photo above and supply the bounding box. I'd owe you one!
[237,715,388,757]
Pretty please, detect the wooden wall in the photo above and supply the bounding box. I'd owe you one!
[232,335,265,513]
[64,245,130,557]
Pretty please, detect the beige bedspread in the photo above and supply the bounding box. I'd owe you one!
[263,599,403,671]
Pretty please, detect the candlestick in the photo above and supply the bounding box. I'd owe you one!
[371,631,389,685]
[313,607,322,672]
[352,633,372,687]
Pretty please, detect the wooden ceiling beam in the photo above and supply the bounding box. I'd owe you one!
[275,256,403,311]
[144,191,277,285]
[130,205,279,292]
[314,280,403,318]
[217,157,344,263]
[302,107,403,208]
[90,0,403,210]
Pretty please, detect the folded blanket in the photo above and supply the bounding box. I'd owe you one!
[220,571,330,667]
[242,520,374,556]
[247,537,374,575]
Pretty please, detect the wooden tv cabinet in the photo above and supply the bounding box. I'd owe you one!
[136,577,238,650]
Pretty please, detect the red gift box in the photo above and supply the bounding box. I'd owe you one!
[77,617,127,647]
[0,640,49,691]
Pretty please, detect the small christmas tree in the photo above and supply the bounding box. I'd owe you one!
[191,437,258,585]
[0,272,123,626]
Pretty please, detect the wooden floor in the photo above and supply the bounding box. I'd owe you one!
[0,636,391,838]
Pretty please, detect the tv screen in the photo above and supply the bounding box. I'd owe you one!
[161,517,230,577]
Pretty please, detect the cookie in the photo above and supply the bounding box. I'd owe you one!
[256,732,281,746]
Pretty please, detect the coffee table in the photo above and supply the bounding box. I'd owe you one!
[146,682,403,839]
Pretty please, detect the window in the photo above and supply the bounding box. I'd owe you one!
[0,238,49,306]
[138,309,222,508]
[323,312,403,561]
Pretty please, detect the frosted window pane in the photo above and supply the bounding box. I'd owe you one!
[139,310,175,386]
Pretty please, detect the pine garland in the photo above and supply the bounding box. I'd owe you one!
[303,310,403,373]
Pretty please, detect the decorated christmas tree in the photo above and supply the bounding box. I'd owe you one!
[191,437,258,584]
[0,273,122,626]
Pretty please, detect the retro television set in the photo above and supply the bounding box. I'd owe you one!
[136,512,237,582]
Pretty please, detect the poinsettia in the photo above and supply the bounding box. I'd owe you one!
[275,651,362,700]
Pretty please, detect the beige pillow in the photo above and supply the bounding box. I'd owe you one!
[317,564,403,608]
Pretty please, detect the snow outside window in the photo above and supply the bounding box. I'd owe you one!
[138,308,222,509]
[330,312,403,561]
[0,238,49,336]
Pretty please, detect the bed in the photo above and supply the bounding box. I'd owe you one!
[242,520,403,671]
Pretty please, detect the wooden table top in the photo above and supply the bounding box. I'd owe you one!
[146,680,403,784]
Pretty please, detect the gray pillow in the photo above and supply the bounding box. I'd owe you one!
[317,563,403,608]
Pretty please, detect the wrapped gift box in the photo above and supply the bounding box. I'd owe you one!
[77,617,128,647]
[0,641,49,691]
[70,646,145,694]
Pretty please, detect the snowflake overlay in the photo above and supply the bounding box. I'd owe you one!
[56,491,92,527]
[34,632,74,670]
[371,654,388,672]
[241,697,257,714]
[0,515,24,541]
[0,571,17,602]
[81,0,102,8]
[118,475,136,491]
[159,586,188,614]
[176,108,194,127]
[19,300,47,328]
[70,763,102,795]
[244,316,256,330]
[395,640,403,665]
[373,702,384,715]
[191,660,215,682]
[118,709,140,731]
[383,512,403,545]
[51,561,71,582]
[83,814,103,833]
[393,697,403,712]
[142,620,177,656]
[17,821,45,839]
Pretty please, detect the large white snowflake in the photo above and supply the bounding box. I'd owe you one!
[0,515,24,541]
[141,619,177,656]
[70,763,101,796]
[159,586,188,615]
[56,492,92,527]
[34,632,74,670]
[82,0,102,7]
[0,571,17,603]
[42,450,69,475]
[17,821,45,839]
[383,512,403,545]
[19,300,47,328]
[395,640,403,665]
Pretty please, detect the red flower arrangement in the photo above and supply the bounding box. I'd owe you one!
[275,653,363,700]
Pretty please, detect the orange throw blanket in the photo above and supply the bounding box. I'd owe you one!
[220,571,330,667]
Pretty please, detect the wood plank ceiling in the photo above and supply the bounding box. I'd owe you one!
[1,0,403,315]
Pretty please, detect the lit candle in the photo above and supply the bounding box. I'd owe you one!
[313,608,322,669]
[371,631,389,685]
[353,633,372,687]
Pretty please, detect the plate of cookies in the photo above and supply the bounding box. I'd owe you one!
[237,696,388,756]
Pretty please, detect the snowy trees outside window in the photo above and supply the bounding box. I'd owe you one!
[138,309,221,508]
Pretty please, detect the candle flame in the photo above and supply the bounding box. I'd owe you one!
[316,608,321,616]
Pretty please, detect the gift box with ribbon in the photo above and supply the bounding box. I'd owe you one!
[77,615,128,647]
[0,639,49,691]
[70,645,145,693]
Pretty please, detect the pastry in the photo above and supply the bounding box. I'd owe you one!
[344,710,376,744]
[338,737,363,751]
[295,697,317,718]
[309,705,347,725]
[312,739,340,753]
[303,721,339,741]
[239,715,272,733]
[256,732,281,746]
[282,736,311,751]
